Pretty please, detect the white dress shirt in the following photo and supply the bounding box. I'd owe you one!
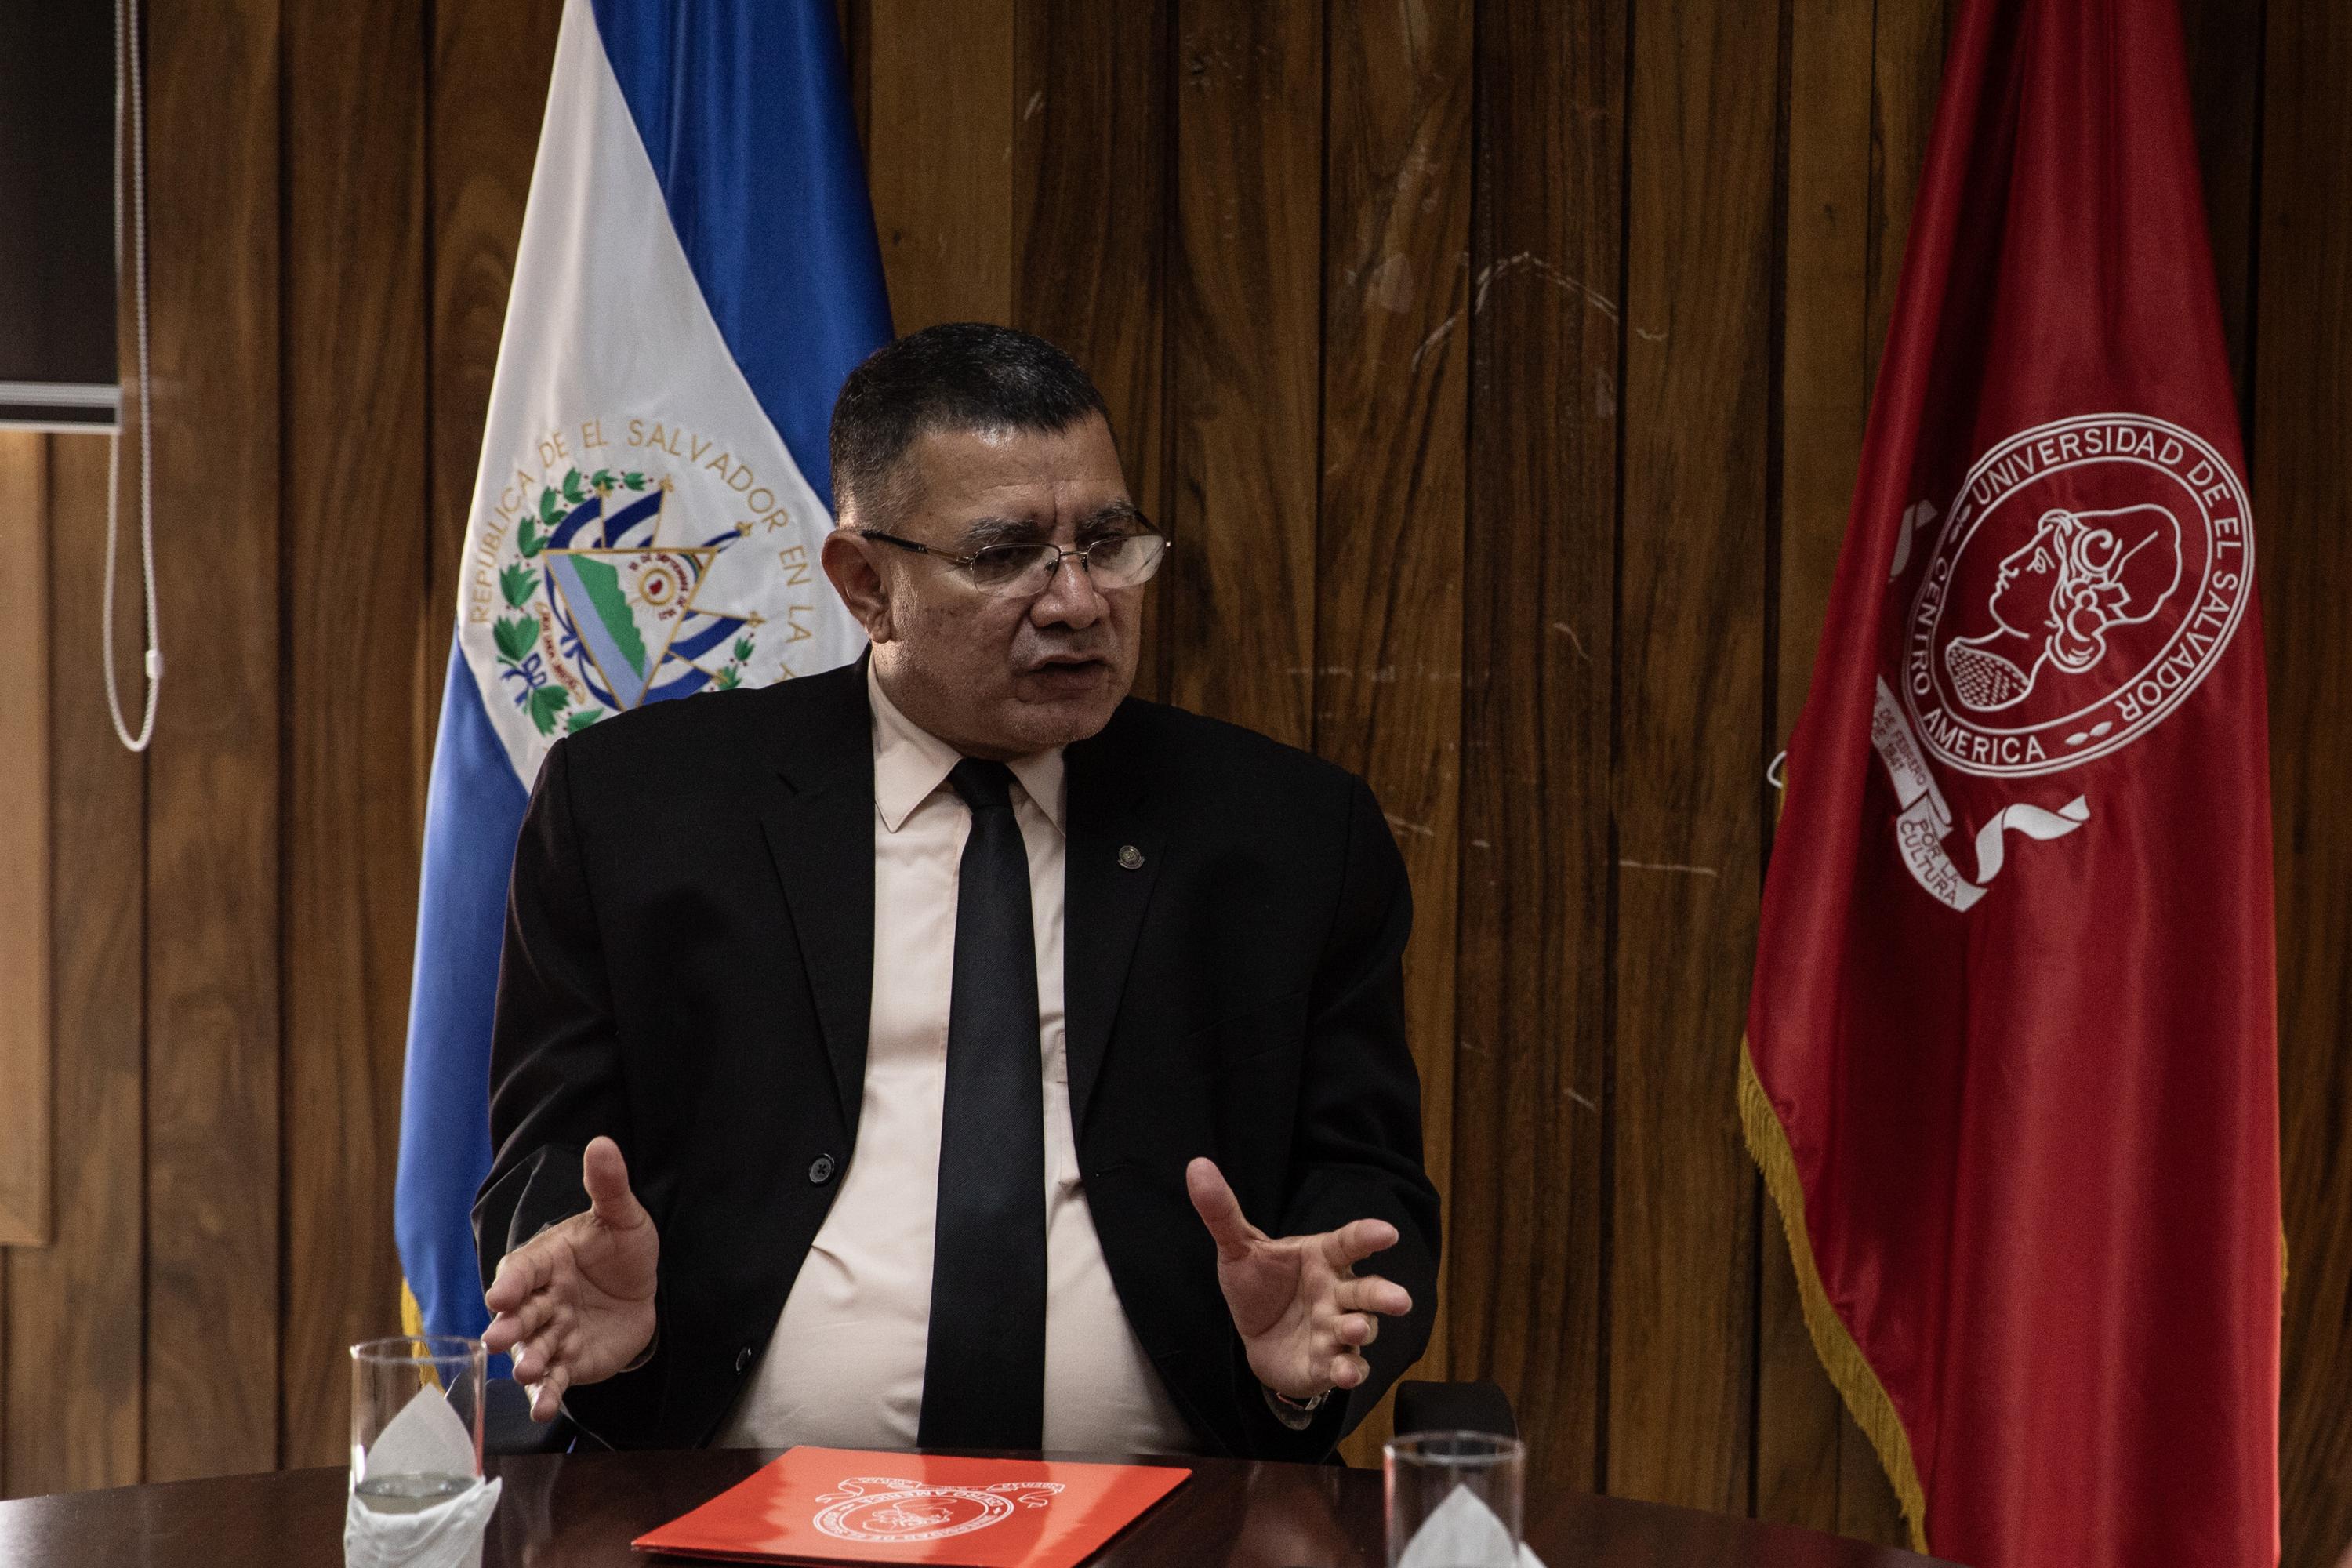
[713,662,1197,1454]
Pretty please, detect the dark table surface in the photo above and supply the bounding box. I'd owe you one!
[0,1447,1956,1566]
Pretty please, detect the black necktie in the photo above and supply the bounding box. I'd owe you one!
[917,758,1048,1450]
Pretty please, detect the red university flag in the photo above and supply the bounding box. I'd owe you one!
[1743,1,2279,1565]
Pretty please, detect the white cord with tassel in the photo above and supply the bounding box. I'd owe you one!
[103,0,160,753]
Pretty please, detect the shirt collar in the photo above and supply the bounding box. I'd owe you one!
[866,660,1065,835]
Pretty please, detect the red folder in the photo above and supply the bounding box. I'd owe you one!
[632,1448,1190,1567]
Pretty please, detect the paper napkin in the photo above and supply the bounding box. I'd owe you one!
[344,1385,503,1568]
[1395,1482,1548,1568]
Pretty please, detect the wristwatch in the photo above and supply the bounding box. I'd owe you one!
[1264,1385,1332,1429]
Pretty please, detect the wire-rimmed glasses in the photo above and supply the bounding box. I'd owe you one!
[858,528,1171,598]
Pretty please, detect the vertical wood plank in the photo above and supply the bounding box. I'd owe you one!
[0,434,49,1246]
[1829,1366,1911,1543]
[0,431,45,1497]
[2255,5,2352,1564]
[2176,0,2263,415]
[5,435,146,1499]
[1760,0,1939,1544]
[427,0,564,701]
[839,0,872,172]
[1316,0,1471,1468]
[866,0,1015,332]
[1011,0,1171,702]
[1608,0,1779,1515]
[1771,0,1871,760]
[1756,0,1870,1530]
[1452,0,1624,1503]
[139,0,282,1483]
[424,0,561,874]
[1862,0,1944,387]
[1164,0,1321,745]
[279,0,430,1469]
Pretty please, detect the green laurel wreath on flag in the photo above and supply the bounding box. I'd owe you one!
[711,633,757,691]
[492,467,652,735]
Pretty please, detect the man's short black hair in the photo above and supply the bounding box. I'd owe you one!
[828,321,1112,528]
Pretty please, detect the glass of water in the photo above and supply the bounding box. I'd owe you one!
[1384,1430,1526,1567]
[350,1335,487,1513]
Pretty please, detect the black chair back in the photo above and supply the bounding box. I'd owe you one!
[1392,1378,1519,1441]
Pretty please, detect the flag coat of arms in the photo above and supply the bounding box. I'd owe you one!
[1744,2,2278,1565]
[397,0,891,1346]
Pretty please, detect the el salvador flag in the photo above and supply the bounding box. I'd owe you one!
[396,0,891,1345]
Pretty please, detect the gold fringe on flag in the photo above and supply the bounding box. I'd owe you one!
[1739,1040,1933,1556]
[400,1277,427,1340]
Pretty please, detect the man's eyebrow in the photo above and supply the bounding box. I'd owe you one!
[1076,501,1148,535]
[953,514,1046,550]
[953,505,1146,549]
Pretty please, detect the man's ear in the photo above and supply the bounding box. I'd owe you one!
[822,527,895,643]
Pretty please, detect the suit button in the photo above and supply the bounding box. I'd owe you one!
[808,1153,838,1185]
[734,1345,754,1375]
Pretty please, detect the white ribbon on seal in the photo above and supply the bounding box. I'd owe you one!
[1970,797,2091,884]
[1869,677,2089,912]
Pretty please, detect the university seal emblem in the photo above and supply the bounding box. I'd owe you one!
[1871,412,2252,912]
[1901,413,2252,777]
[810,1475,1064,1544]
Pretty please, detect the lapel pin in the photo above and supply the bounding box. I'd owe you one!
[1117,844,1145,871]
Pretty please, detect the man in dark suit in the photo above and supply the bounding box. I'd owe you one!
[476,323,1437,1460]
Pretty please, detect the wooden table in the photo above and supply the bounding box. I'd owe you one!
[0,1448,1956,1566]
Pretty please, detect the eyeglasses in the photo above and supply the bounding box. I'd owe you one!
[858,528,1171,598]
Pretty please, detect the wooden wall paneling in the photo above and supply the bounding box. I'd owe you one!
[1,0,2345,1520]
[1862,0,1944,387]
[1450,0,1624,1503]
[1011,0,1171,701]
[837,0,870,157]
[1824,1160,1909,1544]
[1607,0,1779,1515]
[278,0,431,1470]
[2176,0,2263,411]
[138,0,283,1483]
[2256,4,2352,1563]
[1754,0,1870,1534]
[866,0,1015,333]
[1163,0,1321,745]
[1316,0,1472,1468]
[5,436,147,1499]
[1771,0,1871,761]
[426,0,564,725]
[0,433,42,1494]
[0,434,49,1247]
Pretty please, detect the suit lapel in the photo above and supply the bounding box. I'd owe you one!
[1063,704,1167,1136]
[758,659,877,1136]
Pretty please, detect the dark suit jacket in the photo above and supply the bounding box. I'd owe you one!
[474,657,1439,1459]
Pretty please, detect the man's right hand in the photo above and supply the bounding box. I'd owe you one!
[481,1135,660,1422]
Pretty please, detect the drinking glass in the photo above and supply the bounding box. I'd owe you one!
[1384,1430,1526,1567]
[350,1334,487,1514]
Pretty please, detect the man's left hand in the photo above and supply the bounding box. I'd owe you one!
[1185,1156,1414,1403]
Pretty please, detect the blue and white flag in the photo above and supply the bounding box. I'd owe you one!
[397,0,891,1343]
